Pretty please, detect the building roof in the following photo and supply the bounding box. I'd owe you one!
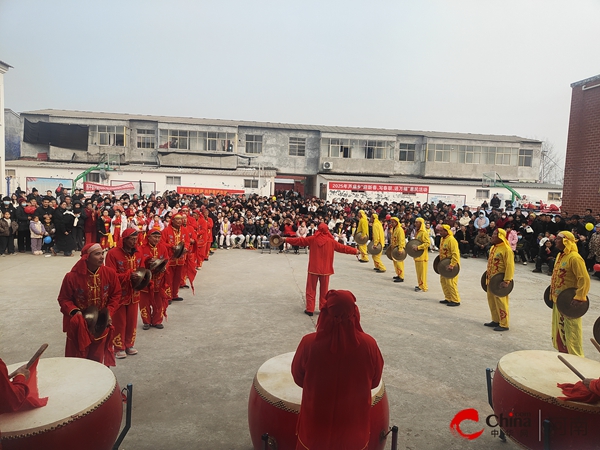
[0,60,12,72]
[571,74,600,88]
[5,159,277,177]
[320,174,562,190]
[21,109,542,144]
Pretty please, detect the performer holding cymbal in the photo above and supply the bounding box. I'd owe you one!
[389,217,405,283]
[485,229,514,332]
[438,224,461,307]
[412,217,430,292]
[355,210,370,264]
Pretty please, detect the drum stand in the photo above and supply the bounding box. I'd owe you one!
[485,369,506,443]
[113,383,133,450]
[260,426,400,450]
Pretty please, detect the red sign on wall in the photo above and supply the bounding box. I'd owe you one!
[328,182,429,194]
[176,186,245,196]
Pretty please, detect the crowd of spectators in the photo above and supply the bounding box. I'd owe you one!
[2,185,600,279]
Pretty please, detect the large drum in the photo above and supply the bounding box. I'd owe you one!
[248,352,389,450]
[492,350,600,449]
[0,357,123,450]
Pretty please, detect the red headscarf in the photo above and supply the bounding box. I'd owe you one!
[71,243,102,275]
[315,290,363,353]
[312,222,334,248]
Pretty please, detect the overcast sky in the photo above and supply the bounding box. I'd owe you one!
[1,0,599,162]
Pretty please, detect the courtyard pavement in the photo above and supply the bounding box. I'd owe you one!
[1,246,600,449]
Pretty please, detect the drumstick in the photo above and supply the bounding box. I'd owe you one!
[8,343,48,379]
[558,355,586,380]
[590,338,600,354]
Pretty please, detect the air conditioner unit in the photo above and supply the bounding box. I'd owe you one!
[322,161,333,170]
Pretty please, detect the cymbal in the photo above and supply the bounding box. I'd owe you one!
[488,273,514,297]
[269,235,283,248]
[172,242,185,259]
[147,257,168,273]
[385,245,394,260]
[391,247,407,261]
[82,305,99,336]
[438,258,460,278]
[556,288,589,319]
[543,286,553,309]
[94,308,110,339]
[481,271,488,292]
[433,255,440,274]
[354,232,368,245]
[367,241,382,255]
[406,239,424,258]
[132,268,152,291]
[594,316,600,344]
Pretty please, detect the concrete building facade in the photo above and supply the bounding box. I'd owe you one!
[4,108,561,206]
[563,74,600,215]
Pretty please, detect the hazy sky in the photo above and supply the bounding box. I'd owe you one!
[1,0,599,162]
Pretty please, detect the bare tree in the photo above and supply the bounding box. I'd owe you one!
[539,141,564,185]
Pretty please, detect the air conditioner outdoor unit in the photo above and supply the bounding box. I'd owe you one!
[322,161,333,170]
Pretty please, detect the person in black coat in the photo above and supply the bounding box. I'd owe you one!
[15,200,32,252]
[52,202,76,256]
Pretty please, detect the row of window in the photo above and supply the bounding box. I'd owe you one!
[88,126,533,167]
[476,189,561,201]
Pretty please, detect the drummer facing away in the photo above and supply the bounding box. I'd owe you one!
[291,290,384,450]
[485,228,514,331]
[550,231,590,357]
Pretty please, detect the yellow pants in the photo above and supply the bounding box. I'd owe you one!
[358,244,369,262]
[440,276,460,303]
[487,291,509,328]
[415,260,428,291]
[393,260,404,278]
[373,252,386,271]
[552,304,584,356]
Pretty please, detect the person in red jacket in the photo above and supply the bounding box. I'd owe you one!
[139,228,170,329]
[105,229,143,359]
[284,222,358,316]
[292,290,384,450]
[162,213,189,303]
[57,243,121,366]
[0,357,48,415]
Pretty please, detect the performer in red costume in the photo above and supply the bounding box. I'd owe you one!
[284,222,358,316]
[291,290,384,450]
[97,209,113,249]
[193,209,207,269]
[180,212,197,290]
[105,229,143,359]
[162,213,190,303]
[83,203,97,245]
[202,207,214,261]
[57,243,121,366]
[139,228,170,330]
[0,358,48,414]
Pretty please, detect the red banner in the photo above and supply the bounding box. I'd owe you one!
[84,182,135,192]
[176,186,245,196]
[328,182,429,194]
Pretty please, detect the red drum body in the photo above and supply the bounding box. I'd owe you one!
[248,352,389,450]
[0,357,123,450]
[492,350,600,450]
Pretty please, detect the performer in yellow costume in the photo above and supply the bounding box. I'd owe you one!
[485,228,514,331]
[389,217,405,283]
[412,217,429,292]
[356,210,369,263]
[371,213,386,273]
[550,231,590,357]
[438,224,461,306]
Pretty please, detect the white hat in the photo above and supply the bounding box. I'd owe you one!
[539,237,549,247]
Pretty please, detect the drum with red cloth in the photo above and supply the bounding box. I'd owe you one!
[492,350,600,449]
[248,352,389,450]
[0,357,123,450]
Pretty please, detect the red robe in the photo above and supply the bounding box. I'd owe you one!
[162,225,190,301]
[0,359,47,414]
[99,216,112,249]
[57,265,121,365]
[196,215,209,265]
[139,241,171,323]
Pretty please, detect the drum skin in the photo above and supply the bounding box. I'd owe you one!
[1,358,123,450]
[248,352,389,450]
[492,351,600,450]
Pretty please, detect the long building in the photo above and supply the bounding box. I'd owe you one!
[4,109,562,207]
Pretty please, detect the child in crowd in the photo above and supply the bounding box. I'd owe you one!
[29,215,45,255]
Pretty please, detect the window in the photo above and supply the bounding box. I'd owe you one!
[89,125,126,147]
[476,189,490,199]
[519,149,533,167]
[244,179,259,188]
[361,140,388,160]
[159,130,189,150]
[326,139,352,158]
[399,143,416,161]
[246,135,262,154]
[87,172,100,183]
[5,169,16,177]
[548,192,561,201]
[166,176,181,185]
[289,137,306,156]
[137,129,155,149]
[428,144,450,162]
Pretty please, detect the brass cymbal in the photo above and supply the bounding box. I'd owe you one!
[391,247,407,261]
[438,258,460,278]
[132,268,152,291]
[354,232,368,245]
[433,255,440,274]
[172,242,185,259]
[367,241,382,255]
[406,239,424,258]
[556,288,589,319]
[488,273,514,297]
[543,285,553,309]
[269,235,284,248]
[481,271,488,292]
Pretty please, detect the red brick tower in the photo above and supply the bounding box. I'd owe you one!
[563,74,600,215]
